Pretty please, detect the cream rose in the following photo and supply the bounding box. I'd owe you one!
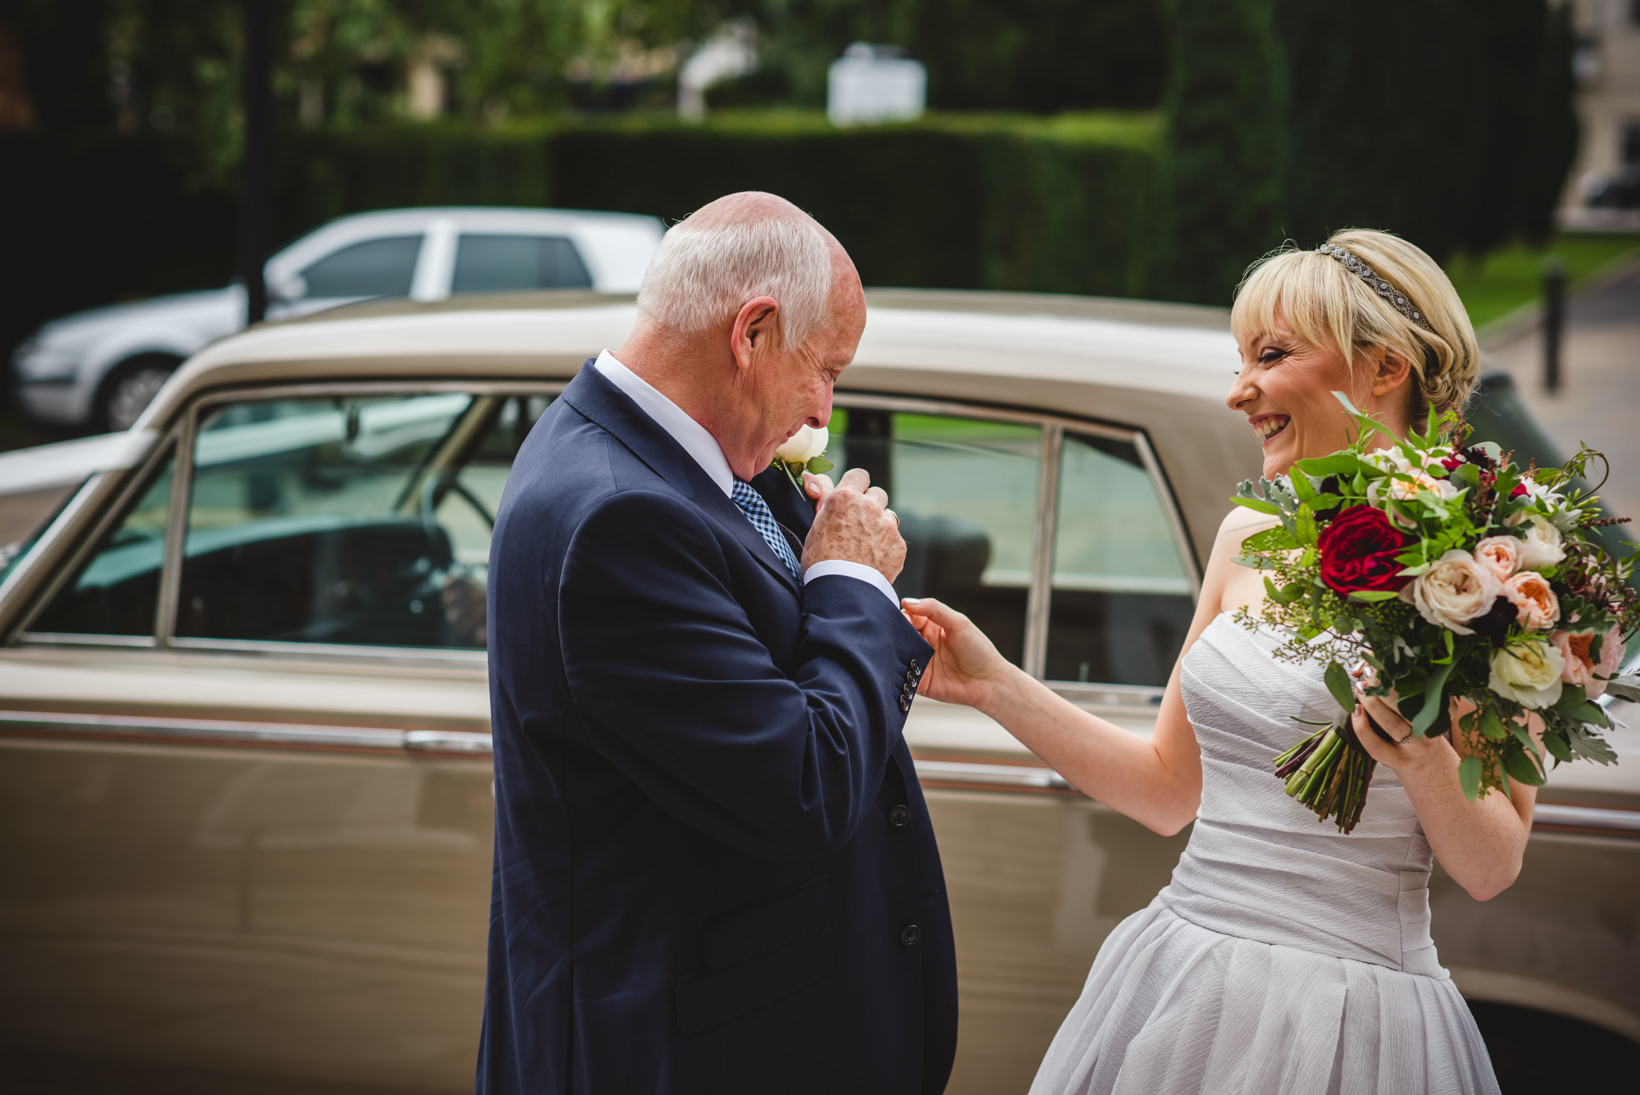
[1501,571,1560,631]
[1404,549,1501,635]
[1489,637,1568,709]
[775,424,828,466]
[1472,536,1520,583]
[1505,511,1566,571]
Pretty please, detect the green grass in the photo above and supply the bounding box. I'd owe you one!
[570,108,1161,149]
[1446,232,1640,331]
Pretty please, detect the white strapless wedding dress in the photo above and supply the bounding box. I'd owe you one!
[1029,615,1500,1094]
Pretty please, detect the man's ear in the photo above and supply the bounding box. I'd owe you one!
[730,297,781,372]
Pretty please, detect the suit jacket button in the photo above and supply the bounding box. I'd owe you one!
[889,804,911,828]
[898,697,911,713]
[909,659,921,673]
[899,924,921,947]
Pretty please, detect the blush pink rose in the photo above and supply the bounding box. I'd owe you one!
[1472,536,1520,584]
[1553,625,1627,698]
[1501,571,1560,631]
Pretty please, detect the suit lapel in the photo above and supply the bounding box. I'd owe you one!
[560,365,801,593]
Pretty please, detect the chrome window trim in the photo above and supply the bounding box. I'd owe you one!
[836,393,1201,685]
[16,632,157,649]
[6,425,183,643]
[0,474,104,615]
[14,384,1201,693]
[166,634,489,666]
[1531,803,1640,835]
[1021,423,1063,680]
[154,407,195,644]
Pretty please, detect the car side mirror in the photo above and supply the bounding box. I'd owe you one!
[270,275,308,303]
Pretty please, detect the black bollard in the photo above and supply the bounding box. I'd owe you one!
[1543,256,1565,394]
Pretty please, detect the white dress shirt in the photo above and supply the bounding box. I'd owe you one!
[592,351,899,606]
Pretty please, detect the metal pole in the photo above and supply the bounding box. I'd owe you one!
[1543,256,1565,395]
[240,0,272,326]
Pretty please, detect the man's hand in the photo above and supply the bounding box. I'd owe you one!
[800,467,906,584]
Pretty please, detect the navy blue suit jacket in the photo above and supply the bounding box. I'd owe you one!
[477,365,958,1094]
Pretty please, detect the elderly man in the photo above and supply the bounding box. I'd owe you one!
[477,193,957,1094]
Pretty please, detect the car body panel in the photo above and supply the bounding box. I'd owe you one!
[1,290,1635,1092]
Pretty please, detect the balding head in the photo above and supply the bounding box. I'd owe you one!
[636,192,849,350]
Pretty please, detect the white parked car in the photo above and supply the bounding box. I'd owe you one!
[9,207,665,432]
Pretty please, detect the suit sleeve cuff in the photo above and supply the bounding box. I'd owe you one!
[803,560,900,607]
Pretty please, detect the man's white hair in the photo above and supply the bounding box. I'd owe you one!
[636,213,834,348]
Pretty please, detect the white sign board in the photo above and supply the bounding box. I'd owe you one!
[827,44,926,127]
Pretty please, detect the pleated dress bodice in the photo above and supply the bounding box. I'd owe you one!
[1029,613,1499,1095]
[1163,614,1443,976]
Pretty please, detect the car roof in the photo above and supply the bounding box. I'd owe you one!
[140,289,1258,561]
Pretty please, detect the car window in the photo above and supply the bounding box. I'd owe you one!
[829,408,1040,668]
[1046,432,1195,687]
[451,234,593,293]
[175,393,549,650]
[299,236,423,299]
[29,452,176,637]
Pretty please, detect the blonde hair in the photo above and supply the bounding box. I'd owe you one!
[1231,228,1479,420]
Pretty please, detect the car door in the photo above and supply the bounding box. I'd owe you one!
[0,384,555,1093]
[820,401,1202,1093]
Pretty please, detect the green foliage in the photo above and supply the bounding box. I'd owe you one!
[546,112,1160,296]
[1273,0,1576,262]
[1149,0,1286,306]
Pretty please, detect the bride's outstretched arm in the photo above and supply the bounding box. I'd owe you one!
[903,511,1264,836]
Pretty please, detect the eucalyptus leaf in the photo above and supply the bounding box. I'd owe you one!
[1543,732,1572,764]
[1411,662,1452,735]
[1457,755,1483,801]
[1346,590,1401,603]
[1232,496,1282,517]
[1324,661,1355,712]
[1503,746,1546,786]
[806,456,833,474]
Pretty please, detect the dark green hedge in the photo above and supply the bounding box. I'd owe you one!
[544,116,1158,297]
[0,115,1163,385]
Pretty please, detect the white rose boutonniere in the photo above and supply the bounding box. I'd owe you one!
[773,425,833,491]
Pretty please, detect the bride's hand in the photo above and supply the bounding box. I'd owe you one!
[1351,689,1457,774]
[901,597,1014,711]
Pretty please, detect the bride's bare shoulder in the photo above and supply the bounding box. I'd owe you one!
[1212,507,1281,555]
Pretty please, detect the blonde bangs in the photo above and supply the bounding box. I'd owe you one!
[1231,248,1360,366]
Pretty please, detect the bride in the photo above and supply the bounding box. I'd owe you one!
[904,229,1526,1094]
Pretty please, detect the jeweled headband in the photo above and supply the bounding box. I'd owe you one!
[1316,243,1433,332]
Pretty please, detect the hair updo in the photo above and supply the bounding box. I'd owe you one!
[1231,228,1480,421]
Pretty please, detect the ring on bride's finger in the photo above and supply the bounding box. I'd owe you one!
[1397,730,1415,744]
[886,508,900,528]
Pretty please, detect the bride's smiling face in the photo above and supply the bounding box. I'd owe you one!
[1227,313,1372,479]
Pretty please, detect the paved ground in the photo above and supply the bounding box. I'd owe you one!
[1479,258,1640,525]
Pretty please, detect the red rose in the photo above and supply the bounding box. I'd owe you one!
[1317,504,1412,595]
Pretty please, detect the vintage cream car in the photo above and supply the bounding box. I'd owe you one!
[0,291,1635,1092]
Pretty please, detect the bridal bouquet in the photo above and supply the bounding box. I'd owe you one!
[1233,396,1639,833]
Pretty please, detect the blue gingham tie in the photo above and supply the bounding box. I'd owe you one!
[731,479,802,580]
